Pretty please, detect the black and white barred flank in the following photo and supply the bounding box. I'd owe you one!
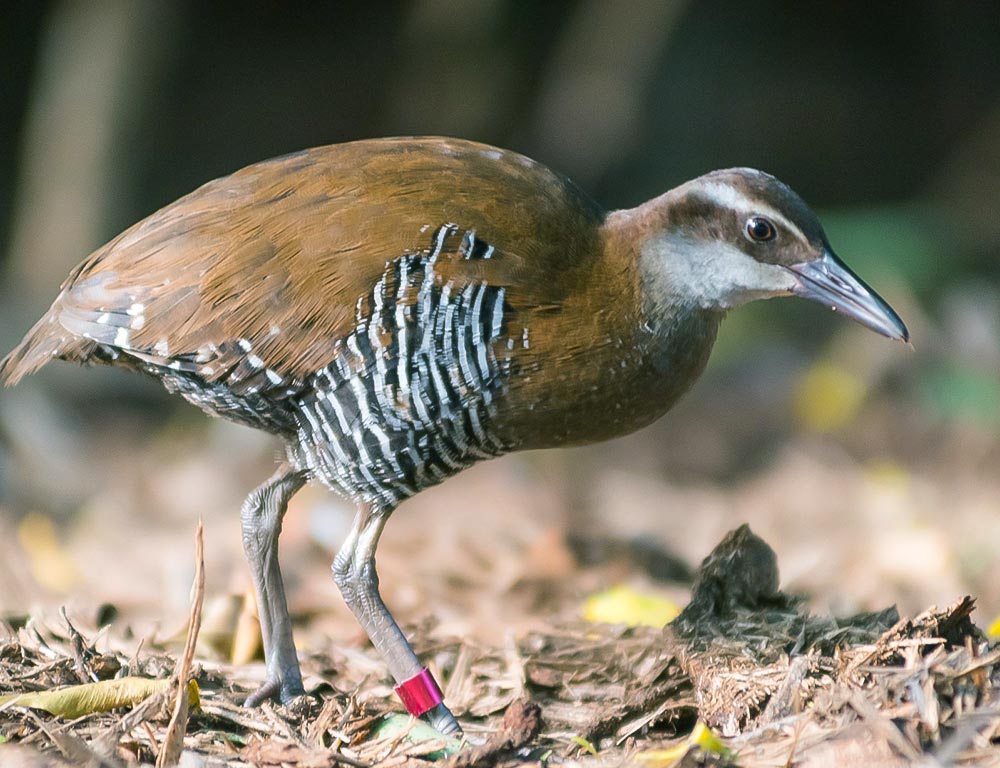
[67,223,515,509]
[292,225,513,508]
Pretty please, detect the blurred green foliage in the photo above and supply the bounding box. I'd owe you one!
[821,206,941,291]
[921,367,1000,426]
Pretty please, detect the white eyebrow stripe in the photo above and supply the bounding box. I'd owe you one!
[697,182,808,245]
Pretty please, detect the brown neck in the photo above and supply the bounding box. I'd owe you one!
[495,202,721,450]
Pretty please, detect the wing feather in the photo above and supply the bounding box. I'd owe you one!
[2,138,606,396]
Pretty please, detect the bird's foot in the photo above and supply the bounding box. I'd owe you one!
[423,702,463,736]
[243,674,305,707]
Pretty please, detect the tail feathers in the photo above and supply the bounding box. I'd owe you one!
[0,310,89,386]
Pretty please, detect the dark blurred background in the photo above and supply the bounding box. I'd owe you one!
[1,2,998,637]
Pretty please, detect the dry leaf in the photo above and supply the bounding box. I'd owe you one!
[0,677,200,720]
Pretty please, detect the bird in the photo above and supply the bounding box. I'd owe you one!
[0,136,908,735]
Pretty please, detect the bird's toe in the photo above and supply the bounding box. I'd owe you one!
[243,675,305,708]
[423,702,463,737]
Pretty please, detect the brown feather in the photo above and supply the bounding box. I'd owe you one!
[1,137,723,451]
[2,138,614,384]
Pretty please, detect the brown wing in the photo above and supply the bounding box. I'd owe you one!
[1,138,607,393]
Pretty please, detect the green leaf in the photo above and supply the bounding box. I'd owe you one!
[373,714,462,759]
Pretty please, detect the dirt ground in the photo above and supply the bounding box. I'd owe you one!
[1,522,998,767]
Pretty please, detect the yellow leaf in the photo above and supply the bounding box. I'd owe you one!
[635,743,689,766]
[988,615,1000,638]
[570,735,598,755]
[864,459,911,490]
[232,589,263,665]
[582,585,680,628]
[0,677,199,719]
[793,361,866,432]
[636,722,732,766]
[690,722,730,756]
[16,512,80,592]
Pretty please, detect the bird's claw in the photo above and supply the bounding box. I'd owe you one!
[423,702,463,736]
[243,675,305,708]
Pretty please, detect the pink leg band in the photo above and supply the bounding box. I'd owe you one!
[394,667,444,717]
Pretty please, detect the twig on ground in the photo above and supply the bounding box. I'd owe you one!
[155,520,206,768]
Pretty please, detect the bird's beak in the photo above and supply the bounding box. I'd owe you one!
[784,251,909,342]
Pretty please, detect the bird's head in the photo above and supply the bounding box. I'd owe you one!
[632,168,909,342]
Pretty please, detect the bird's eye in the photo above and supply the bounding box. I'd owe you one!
[745,216,777,243]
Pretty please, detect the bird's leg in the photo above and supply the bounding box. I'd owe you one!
[332,505,462,736]
[240,464,307,706]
